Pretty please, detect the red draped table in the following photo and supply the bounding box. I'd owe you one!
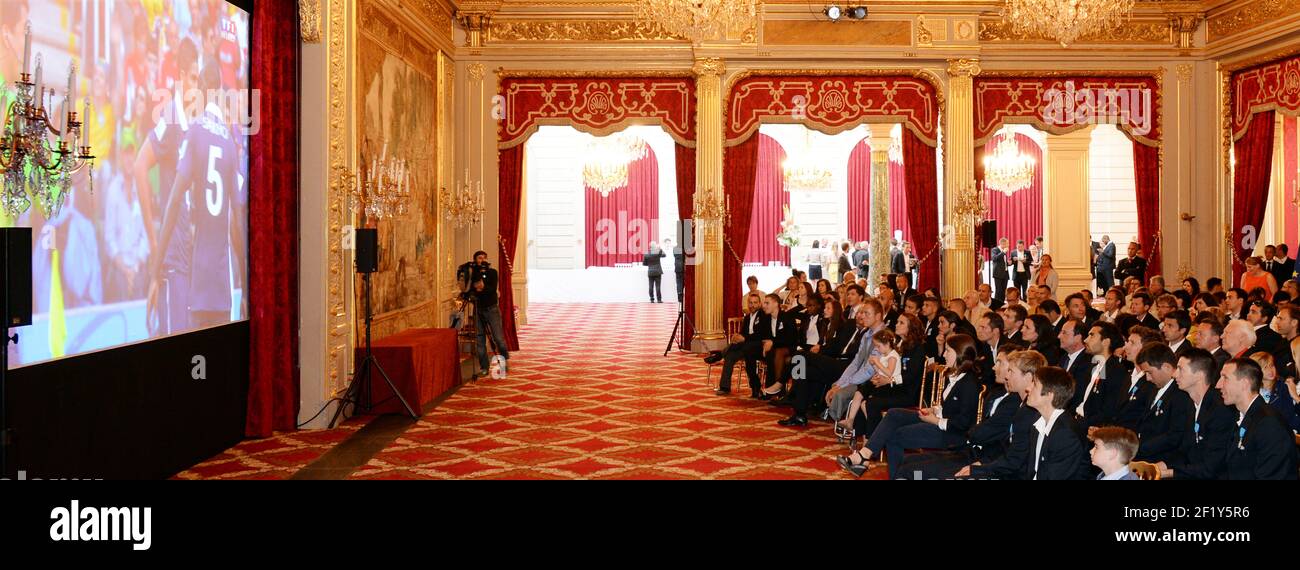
[355,328,462,415]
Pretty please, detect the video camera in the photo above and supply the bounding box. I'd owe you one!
[457,260,492,302]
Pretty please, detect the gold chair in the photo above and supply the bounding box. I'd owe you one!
[974,385,988,423]
[706,317,744,388]
[1130,461,1161,480]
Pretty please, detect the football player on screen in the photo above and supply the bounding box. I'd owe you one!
[147,61,246,329]
[135,38,199,335]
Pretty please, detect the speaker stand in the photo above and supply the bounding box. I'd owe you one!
[328,271,419,429]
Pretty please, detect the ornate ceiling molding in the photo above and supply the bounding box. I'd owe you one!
[490,19,687,42]
[1208,0,1300,42]
[978,18,1173,44]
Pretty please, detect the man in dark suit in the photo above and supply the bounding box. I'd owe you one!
[1024,366,1090,480]
[1058,319,1096,411]
[713,293,768,395]
[667,237,686,302]
[921,297,942,357]
[1193,316,1232,368]
[1077,321,1130,430]
[1216,358,1299,479]
[1114,327,1163,431]
[957,350,1047,479]
[980,283,1002,312]
[975,312,1008,388]
[1276,243,1296,284]
[838,242,854,281]
[643,242,666,303]
[992,238,1010,304]
[1133,343,1194,464]
[895,273,918,305]
[1223,288,1249,322]
[1043,300,1066,335]
[851,241,869,276]
[1129,292,1160,330]
[1263,244,1291,286]
[890,239,907,275]
[1114,242,1148,285]
[760,293,800,396]
[1095,235,1117,293]
[1157,348,1234,480]
[1247,300,1288,365]
[1011,239,1033,298]
[1002,304,1028,344]
[878,288,901,330]
[1080,290,1103,322]
[1162,309,1193,360]
[1064,293,1095,333]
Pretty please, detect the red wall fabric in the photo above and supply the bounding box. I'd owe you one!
[902,129,940,290]
[723,136,761,321]
[584,144,660,267]
[246,0,300,437]
[497,145,524,352]
[847,139,871,241]
[1133,141,1162,281]
[981,133,1044,249]
[1232,111,1278,282]
[888,154,911,246]
[1285,117,1298,252]
[674,144,696,345]
[745,134,790,265]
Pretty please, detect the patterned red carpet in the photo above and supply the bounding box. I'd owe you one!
[349,302,880,480]
[177,302,886,480]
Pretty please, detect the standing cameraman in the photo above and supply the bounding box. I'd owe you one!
[644,241,666,303]
[462,251,509,377]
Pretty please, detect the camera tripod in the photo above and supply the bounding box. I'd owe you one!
[663,299,695,357]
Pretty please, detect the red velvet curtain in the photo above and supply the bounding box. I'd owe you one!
[745,134,789,264]
[1133,141,1162,282]
[902,129,939,290]
[847,139,871,241]
[724,136,761,321]
[981,133,1044,250]
[888,154,910,245]
[1285,117,1298,250]
[584,145,659,267]
[497,145,524,352]
[675,144,696,344]
[246,0,300,437]
[1232,111,1277,281]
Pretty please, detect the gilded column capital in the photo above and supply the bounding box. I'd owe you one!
[456,10,496,48]
[946,58,982,78]
[1168,13,1202,49]
[299,0,322,43]
[692,57,726,78]
[1176,63,1194,84]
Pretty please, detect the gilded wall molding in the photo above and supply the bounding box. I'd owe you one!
[360,0,439,76]
[490,19,687,42]
[1177,63,1194,83]
[299,0,322,43]
[978,18,1172,44]
[1208,0,1300,42]
[327,0,350,390]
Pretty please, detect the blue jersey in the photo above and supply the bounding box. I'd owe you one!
[176,105,239,313]
[149,95,192,274]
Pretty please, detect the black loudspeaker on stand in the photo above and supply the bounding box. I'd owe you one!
[1,227,33,479]
[981,220,998,247]
[329,228,418,428]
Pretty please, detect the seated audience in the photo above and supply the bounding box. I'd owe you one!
[1077,321,1129,430]
[1248,352,1300,434]
[1157,348,1233,480]
[1133,343,1193,464]
[1023,366,1090,480]
[1216,358,1299,479]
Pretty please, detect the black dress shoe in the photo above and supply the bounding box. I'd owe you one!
[778,415,808,427]
[715,388,731,396]
[703,352,724,365]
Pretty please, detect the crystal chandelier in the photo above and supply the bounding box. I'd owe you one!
[982,130,1035,197]
[348,141,411,223]
[582,133,647,197]
[440,169,485,228]
[1,23,96,219]
[1002,0,1135,47]
[634,0,758,43]
[782,131,832,192]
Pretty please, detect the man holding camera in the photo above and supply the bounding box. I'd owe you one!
[461,251,510,377]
